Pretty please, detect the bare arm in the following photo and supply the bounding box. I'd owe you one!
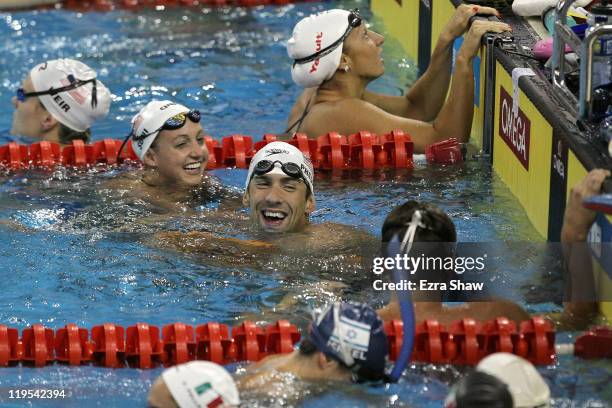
[363,4,501,122]
[558,169,610,330]
[333,20,510,153]
[378,298,530,326]
[363,33,454,122]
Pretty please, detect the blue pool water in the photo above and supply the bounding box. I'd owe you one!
[0,1,610,407]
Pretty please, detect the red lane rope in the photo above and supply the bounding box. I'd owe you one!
[2,317,607,369]
[0,132,461,172]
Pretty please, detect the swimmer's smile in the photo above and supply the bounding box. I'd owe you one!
[183,160,203,175]
[260,208,289,229]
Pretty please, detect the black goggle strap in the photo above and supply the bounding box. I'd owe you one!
[24,75,98,108]
[293,10,361,66]
[116,134,131,163]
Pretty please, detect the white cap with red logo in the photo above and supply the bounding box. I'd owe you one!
[29,59,111,132]
[287,9,351,88]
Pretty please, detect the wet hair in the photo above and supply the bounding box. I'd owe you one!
[381,201,456,244]
[449,371,513,408]
[58,123,91,144]
[381,201,457,301]
[299,337,318,356]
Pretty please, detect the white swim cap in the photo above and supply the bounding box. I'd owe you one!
[161,361,240,408]
[477,353,551,408]
[29,59,111,132]
[130,100,192,161]
[288,9,357,88]
[246,141,315,197]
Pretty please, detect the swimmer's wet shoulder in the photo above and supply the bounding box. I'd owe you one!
[286,6,510,152]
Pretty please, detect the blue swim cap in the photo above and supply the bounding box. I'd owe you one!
[309,301,388,381]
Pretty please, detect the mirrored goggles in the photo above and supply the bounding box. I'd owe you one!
[132,110,201,143]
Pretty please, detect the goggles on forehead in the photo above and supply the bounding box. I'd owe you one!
[293,9,362,66]
[250,159,310,190]
[16,75,98,108]
[131,110,201,143]
[117,109,201,161]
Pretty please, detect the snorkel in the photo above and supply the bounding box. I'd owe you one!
[386,211,424,382]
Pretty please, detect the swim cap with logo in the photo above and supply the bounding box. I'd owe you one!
[309,301,388,382]
[129,100,192,161]
[287,9,354,88]
[161,361,240,408]
[245,141,315,198]
[477,353,551,408]
[29,59,111,132]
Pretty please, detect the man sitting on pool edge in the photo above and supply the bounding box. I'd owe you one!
[10,58,111,144]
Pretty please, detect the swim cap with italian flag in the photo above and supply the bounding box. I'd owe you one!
[287,9,353,88]
[129,100,191,161]
[29,59,111,132]
[161,361,240,408]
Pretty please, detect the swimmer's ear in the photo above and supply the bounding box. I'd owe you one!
[143,149,158,168]
[242,190,250,207]
[40,111,59,132]
[338,53,352,73]
[305,194,315,214]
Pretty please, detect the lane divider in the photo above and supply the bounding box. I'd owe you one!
[0,132,462,172]
[0,318,609,369]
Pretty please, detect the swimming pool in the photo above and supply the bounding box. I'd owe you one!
[0,1,610,407]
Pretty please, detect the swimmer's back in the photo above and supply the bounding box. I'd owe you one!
[286,88,428,141]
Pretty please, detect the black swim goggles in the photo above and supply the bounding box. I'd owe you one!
[293,9,362,66]
[131,110,201,143]
[16,74,98,108]
[250,160,310,190]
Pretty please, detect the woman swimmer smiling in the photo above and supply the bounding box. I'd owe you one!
[113,100,225,210]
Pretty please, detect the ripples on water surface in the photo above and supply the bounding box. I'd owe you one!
[0,1,610,407]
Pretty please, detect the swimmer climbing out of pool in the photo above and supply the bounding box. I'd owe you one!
[286,5,511,153]
[10,59,111,144]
